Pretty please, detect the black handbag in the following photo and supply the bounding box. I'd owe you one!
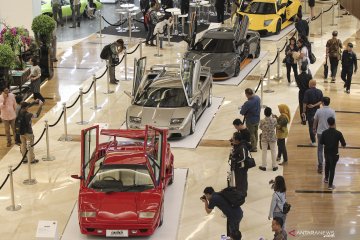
[324,58,329,79]
[244,150,256,169]
[276,192,291,214]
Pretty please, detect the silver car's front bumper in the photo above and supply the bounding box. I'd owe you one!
[127,119,192,137]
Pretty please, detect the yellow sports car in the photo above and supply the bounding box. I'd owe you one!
[237,0,302,36]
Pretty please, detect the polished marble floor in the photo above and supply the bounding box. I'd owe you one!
[0,1,360,240]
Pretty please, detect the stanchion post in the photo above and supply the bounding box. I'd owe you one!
[260,74,266,108]
[91,74,101,110]
[331,2,336,26]
[77,88,89,125]
[321,8,323,35]
[274,47,282,80]
[42,120,55,161]
[167,26,173,46]
[104,60,114,94]
[6,166,21,211]
[154,35,163,57]
[97,10,105,38]
[59,102,72,141]
[128,12,132,42]
[139,41,143,58]
[124,49,128,81]
[264,60,274,93]
[23,141,37,185]
[336,0,343,18]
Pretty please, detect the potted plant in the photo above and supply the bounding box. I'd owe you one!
[0,44,16,89]
[31,15,56,80]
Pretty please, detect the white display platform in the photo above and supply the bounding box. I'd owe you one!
[214,51,268,86]
[61,168,188,240]
[100,0,118,3]
[168,97,224,148]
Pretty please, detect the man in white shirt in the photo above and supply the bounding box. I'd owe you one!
[313,97,336,175]
[153,17,173,49]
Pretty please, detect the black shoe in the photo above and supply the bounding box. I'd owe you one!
[110,81,118,85]
[279,161,288,166]
[77,22,80,27]
[317,168,323,174]
[259,166,266,171]
[69,25,76,28]
[145,42,150,46]
[273,167,278,171]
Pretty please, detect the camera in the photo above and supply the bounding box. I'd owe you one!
[269,179,275,189]
[200,195,206,200]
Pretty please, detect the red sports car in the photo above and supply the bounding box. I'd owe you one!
[71,125,174,237]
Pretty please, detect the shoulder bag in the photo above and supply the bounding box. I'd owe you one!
[275,192,291,214]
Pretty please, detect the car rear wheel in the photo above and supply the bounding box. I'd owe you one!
[190,114,196,135]
[254,44,260,58]
[233,58,241,77]
[207,86,212,107]
[276,20,281,35]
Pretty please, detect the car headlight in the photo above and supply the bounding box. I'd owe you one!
[221,61,231,68]
[139,211,156,218]
[264,20,273,26]
[170,118,184,124]
[129,116,142,123]
[80,211,96,217]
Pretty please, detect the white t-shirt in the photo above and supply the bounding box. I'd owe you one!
[300,46,310,66]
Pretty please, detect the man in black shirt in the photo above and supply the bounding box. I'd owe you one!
[215,0,225,24]
[320,117,346,190]
[296,64,312,120]
[230,132,249,196]
[341,42,357,94]
[201,187,243,240]
[233,118,251,145]
[302,80,323,147]
[295,13,309,39]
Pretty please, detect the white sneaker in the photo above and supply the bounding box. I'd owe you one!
[328,185,336,190]
[310,142,316,146]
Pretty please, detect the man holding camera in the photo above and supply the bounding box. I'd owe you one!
[108,39,125,84]
[201,187,243,240]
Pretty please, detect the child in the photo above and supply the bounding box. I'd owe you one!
[28,57,45,103]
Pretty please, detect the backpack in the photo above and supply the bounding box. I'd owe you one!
[219,187,246,208]
[144,10,152,25]
[100,44,112,59]
[15,112,28,135]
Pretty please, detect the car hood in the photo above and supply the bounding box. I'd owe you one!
[79,190,161,222]
[184,51,235,69]
[128,105,192,126]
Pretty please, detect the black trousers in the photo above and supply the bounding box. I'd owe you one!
[216,7,225,23]
[286,63,298,83]
[146,24,155,44]
[324,152,339,186]
[277,138,288,162]
[341,67,353,91]
[234,167,248,196]
[227,215,242,240]
[298,91,305,119]
[306,112,316,143]
[33,92,45,103]
[329,57,339,78]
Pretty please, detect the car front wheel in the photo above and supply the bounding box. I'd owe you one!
[276,20,281,35]
[233,58,241,77]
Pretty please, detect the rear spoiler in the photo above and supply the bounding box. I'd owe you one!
[100,129,146,139]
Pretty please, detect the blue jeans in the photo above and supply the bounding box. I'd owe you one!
[317,134,324,168]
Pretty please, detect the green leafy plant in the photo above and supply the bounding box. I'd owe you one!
[0,44,16,67]
[31,14,56,44]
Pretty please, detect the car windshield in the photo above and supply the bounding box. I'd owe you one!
[88,165,154,192]
[244,2,276,14]
[193,38,234,53]
[134,87,188,108]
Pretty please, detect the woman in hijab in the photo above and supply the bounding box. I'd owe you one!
[275,104,291,165]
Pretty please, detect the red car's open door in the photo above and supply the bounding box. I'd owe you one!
[144,126,168,186]
[80,125,99,187]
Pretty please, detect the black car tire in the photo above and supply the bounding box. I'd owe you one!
[233,58,241,77]
[190,114,196,135]
[207,86,212,107]
[254,44,260,58]
[276,20,281,35]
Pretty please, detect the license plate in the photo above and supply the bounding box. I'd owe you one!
[106,229,129,237]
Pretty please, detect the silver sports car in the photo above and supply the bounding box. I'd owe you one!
[184,15,261,80]
[126,57,213,137]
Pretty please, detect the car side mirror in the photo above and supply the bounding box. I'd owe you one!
[71,174,83,180]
